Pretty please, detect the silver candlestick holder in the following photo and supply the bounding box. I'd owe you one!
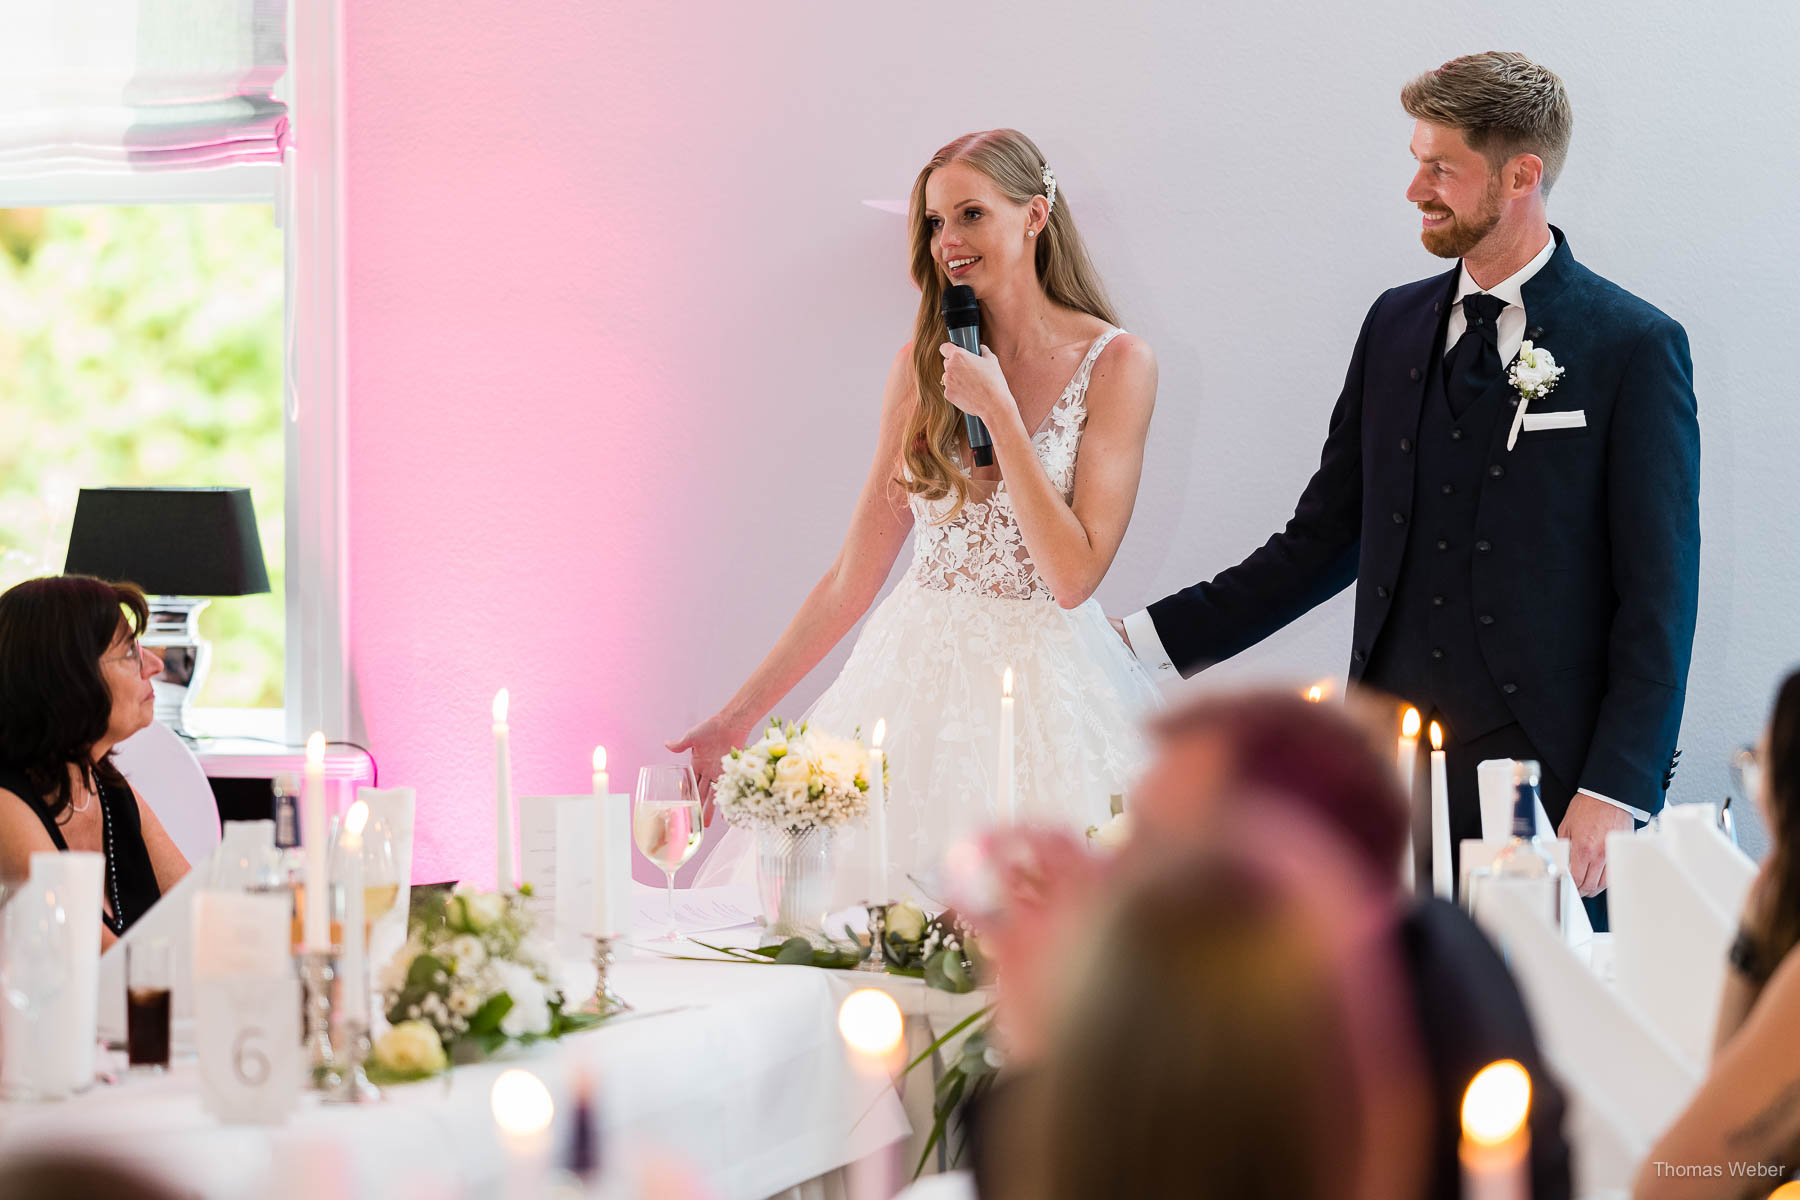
[299,950,339,1090]
[588,934,632,1018]
[859,903,891,973]
[326,1018,381,1105]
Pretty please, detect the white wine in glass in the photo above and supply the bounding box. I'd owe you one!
[634,765,707,941]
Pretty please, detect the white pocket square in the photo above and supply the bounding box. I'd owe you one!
[1520,410,1587,432]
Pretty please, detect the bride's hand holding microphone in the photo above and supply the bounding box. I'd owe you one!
[939,341,1016,434]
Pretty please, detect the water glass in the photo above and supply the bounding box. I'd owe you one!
[633,765,707,941]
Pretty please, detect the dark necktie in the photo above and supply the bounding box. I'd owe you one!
[1442,291,1507,419]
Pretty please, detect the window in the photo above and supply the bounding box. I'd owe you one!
[0,203,286,708]
[0,0,348,744]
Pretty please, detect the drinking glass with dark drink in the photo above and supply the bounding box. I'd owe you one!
[127,938,173,1070]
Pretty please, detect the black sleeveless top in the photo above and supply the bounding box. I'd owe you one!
[0,761,163,935]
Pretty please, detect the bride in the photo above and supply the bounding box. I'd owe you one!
[670,128,1161,903]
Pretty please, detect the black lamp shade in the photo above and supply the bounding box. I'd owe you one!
[64,487,271,597]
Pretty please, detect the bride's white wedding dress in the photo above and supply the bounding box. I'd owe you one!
[697,328,1161,906]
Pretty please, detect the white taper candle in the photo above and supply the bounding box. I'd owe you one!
[302,732,329,950]
[493,689,513,890]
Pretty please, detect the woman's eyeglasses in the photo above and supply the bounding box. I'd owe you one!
[102,640,144,670]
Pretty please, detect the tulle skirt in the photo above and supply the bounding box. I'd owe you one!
[695,579,1162,908]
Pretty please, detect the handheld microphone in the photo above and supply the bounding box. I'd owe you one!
[940,285,994,467]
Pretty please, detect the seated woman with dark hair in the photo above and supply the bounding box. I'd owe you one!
[0,576,191,944]
[1636,667,1800,1198]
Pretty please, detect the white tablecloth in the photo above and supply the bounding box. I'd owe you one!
[0,956,910,1200]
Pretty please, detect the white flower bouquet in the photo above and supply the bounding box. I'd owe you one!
[369,885,598,1082]
[714,719,875,834]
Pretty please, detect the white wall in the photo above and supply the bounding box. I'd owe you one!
[581,0,1800,860]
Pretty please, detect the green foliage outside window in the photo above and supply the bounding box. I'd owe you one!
[0,205,285,708]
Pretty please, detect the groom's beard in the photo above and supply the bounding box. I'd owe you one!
[1419,178,1503,259]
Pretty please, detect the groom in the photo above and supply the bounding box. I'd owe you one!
[1119,53,1699,928]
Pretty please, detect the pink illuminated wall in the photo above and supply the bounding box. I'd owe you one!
[343,4,1774,885]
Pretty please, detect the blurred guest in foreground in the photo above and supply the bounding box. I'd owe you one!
[1636,668,1800,1199]
[0,1152,184,1200]
[983,821,1432,1200]
[977,687,1569,1200]
[0,576,190,944]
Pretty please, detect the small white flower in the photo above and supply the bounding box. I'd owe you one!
[450,934,486,972]
[449,987,480,1016]
[492,961,552,1037]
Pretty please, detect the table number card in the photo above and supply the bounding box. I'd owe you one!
[191,891,300,1124]
[518,794,633,958]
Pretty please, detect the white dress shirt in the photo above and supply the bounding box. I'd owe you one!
[1126,232,1646,821]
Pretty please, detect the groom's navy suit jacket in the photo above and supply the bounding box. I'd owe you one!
[1148,229,1699,816]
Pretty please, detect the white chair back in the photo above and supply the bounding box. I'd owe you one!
[112,721,221,865]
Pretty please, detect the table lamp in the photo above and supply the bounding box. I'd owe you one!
[64,486,270,738]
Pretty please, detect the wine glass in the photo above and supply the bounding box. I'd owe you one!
[331,815,402,942]
[634,765,707,942]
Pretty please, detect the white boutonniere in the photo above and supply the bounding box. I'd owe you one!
[1505,340,1565,451]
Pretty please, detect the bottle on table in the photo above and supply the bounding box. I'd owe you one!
[1472,759,1565,933]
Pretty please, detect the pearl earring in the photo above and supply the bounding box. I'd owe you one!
[1027,230,1037,238]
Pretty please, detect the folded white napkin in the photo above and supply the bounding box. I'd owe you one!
[1659,804,1756,916]
[1607,831,1733,1072]
[1474,885,1696,1195]
[1521,409,1587,432]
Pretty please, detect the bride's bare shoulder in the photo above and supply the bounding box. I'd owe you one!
[1089,332,1157,399]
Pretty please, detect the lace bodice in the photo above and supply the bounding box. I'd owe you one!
[904,328,1123,602]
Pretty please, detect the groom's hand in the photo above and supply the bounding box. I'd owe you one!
[1108,616,1132,650]
[1557,791,1635,897]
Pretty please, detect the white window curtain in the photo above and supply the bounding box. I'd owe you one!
[0,0,287,179]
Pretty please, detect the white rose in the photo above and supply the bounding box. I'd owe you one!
[774,753,811,793]
[373,1020,448,1075]
[886,900,927,943]
[463,892,506,932]
[811,734,867,788]
[448,987,480,1016]
[1088,812,1132,850]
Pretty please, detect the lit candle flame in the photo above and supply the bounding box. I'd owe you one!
[344,799,369,837]
[592,745,607,772]
[1402,707,1422,739]
[490,1068,554,1138]
[1306,685,1324,703]
[1461,1059,1531,1145]
[1430,721,1444,752]
[1003,667,1013,699]
[305,731,325,765]
[492,688,509,725]
[838,988,903,1057]
[872,718,886,750]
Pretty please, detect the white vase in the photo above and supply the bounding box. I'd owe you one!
[755,826,833,942]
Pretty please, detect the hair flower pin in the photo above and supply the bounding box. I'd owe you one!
[1040,163,1057,216]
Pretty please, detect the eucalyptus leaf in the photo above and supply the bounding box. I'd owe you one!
[773,938,816,965]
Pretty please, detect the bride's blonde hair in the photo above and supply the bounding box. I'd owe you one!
[899,130,1119,520]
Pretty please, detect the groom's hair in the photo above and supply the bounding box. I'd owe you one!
[1402,52,1574,197]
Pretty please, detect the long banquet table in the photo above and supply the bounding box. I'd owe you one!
[0,954,919,1200]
